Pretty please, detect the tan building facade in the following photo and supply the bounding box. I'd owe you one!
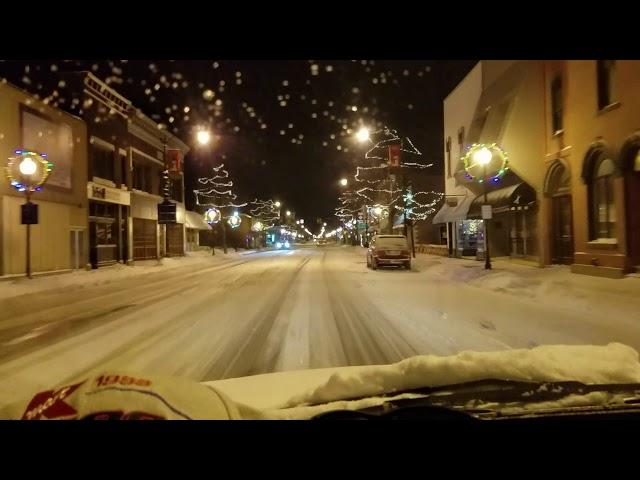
[0,81,88,276]
[542,60,640,277]
[436,60,547,264]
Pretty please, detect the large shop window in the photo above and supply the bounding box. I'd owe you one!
[589,157,616,239]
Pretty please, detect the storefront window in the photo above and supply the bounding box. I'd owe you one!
[96,223,115,245]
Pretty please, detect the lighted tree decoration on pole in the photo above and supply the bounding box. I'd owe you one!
[250,199,280,248]
[335,188,366,245]
[194,163,247,255]
[352,126,443,254]
[5,150,54,278]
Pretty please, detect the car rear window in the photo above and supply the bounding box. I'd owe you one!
[376,237,408,248]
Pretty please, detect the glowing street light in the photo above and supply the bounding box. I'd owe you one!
[275,201,281,208]
[472,147,493,166]
[356,127,370,143]
[286,210,291,216]
[19,157,38,175]
[196,130,211,146]
[339,178,348,187]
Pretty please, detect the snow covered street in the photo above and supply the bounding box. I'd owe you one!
[1,245,639,407]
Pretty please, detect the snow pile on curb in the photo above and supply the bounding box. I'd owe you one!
[281,343,640,409]
[0,250,235,301]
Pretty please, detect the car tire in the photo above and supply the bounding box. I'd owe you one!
[405,262,411,270]
[371,258,378,270]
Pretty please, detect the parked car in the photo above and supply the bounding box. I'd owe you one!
[367,235,411,270]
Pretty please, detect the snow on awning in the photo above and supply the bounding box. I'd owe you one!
[432,196,473,224]
[468,182,536,218]
[185,211,211,230]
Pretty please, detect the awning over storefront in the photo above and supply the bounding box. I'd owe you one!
[185,211,212,230]
[432,196,474,224]
[468,182,536,218]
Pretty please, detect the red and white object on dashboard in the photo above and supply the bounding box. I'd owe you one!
[0,372,249,420]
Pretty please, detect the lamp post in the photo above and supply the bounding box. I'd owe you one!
[473,147,493,270]
[5,150,53,278]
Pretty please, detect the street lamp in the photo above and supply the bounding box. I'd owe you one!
[5,150,53,278]
[196,129,211,146]
[286,210,291,216]
[472,146,493,271]
[339,178,348,187]
[356,127,370,143]
[275,201,281,208]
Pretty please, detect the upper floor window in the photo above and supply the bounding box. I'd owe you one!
[551,76,563,133]
[596,60,616,110]
[91,142,115,181]
[445,136,452,178]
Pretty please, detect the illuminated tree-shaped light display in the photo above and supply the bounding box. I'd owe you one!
[351,127,443,234]
[194,163,246,254]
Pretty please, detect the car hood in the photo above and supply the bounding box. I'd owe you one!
[203,342,640,419]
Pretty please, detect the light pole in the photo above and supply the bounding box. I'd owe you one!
[5,150,53,278]
[473,147,493,270]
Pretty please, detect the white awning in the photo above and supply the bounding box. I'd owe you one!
[185,211,212,230]
[432,196,474,224]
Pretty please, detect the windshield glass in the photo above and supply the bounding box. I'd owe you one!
[1,58,640,420]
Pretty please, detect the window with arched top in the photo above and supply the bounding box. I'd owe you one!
[589,156,617,239]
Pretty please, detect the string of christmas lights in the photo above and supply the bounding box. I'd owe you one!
[194,163,247,209]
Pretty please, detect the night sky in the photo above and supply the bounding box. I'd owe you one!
[0,60,475,225]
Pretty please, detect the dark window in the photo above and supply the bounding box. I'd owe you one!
[457,126,465,157]
[91,143,115,181]
[589,157,616,239]
[132,161,157,194]
[445,136,452,178]
[132,161,147,191]
[170,179,183,202]
[597,60,616,110]
[551,76,563,133]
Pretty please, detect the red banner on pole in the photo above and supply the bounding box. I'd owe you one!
[166,149,182,177]
[388,143,401,167]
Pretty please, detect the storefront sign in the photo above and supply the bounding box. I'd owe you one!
[92,185,106,199]
[87,182,131,206]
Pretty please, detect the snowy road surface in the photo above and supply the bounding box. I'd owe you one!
[1,245,639,406]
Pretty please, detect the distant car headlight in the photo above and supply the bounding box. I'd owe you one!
[276,242,282,249]
[284,241,290,248]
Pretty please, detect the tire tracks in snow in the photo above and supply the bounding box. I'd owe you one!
[205,255,313,380]
[322,253,420,367]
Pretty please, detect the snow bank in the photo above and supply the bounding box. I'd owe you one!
[0,250,237,301]
[281,343,640,408]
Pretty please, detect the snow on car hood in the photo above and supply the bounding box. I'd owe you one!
[205,343,640,418]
